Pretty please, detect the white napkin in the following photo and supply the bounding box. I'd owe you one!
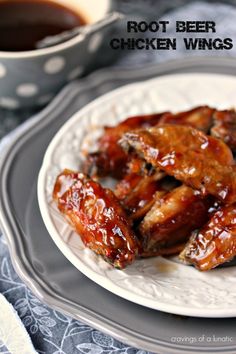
[0,294,37,354]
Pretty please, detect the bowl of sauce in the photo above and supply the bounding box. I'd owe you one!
[0,0,115,109]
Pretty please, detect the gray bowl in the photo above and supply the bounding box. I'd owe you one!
[0,0,116,109]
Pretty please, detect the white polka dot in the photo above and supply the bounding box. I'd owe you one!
[16,83,38,97]
[67,66,84,81]
[88,33,103,53]
[37,93,53,105]
[0,97,19,109]
[0,63,6,78]
[44,56,65,74]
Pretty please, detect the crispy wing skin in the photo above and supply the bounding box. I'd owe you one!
[180,204,236,270]
[53,169,139,269]
[139,185,212,254]
[121,125,236,204]
[211,109,236,152]
[83,112,168,179]
[159,106,214,132]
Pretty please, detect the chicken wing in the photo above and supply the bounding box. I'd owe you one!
[114,157,157,201]
[84,112,168,179]
[159,106,214,132]
[139,185,212,255]
[116,171,166,221]
[114,172,143,201]
[53,169,140,268]
[211,109,236,153]
[180,204,236,270]
[121,125,236,204]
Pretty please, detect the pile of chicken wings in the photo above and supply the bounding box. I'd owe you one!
[53,106,236,270]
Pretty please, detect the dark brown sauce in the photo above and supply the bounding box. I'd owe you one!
[0,0,87,51]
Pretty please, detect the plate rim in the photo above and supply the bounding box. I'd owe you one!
[2,58,236,353]
[38,72,236,319]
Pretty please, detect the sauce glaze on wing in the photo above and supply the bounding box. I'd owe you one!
[180,204,236,270]
[121,125,236,204]
[83,112,168,179]
[116,171,166,221]
[114,157,157,201]
[159,106,214,132]
[211,109,236,152]
[53,169,140,269]
[139,185,212,254]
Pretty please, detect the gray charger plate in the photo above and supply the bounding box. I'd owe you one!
[1,57,236,354]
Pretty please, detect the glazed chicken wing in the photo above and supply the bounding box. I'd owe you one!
[159,106,214,132]
[121,125,236,204]
[211,109,236,153]
[84,112,167,179]
[180,204,236,270]
[53,169,140,268]
[83,106,236,179]
[115,171,166,221]
[114,156,158,201]
[114,172,143,201]
[139,185,213,256]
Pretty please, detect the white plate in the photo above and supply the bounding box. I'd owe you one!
[38,73,236,318]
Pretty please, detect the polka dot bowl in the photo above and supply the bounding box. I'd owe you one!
[0,0,115,109]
